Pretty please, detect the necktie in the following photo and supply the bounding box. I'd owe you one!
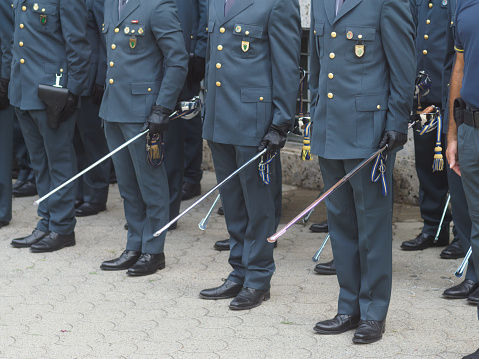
[225,0,235,16]
[335,0,344,15]
[119,0,128,17]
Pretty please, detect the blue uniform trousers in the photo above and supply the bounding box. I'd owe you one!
[75,96,110,205]
[457,123,479,319]
[0,106,14,223]
[104,122,168,254]
[15,108,77,235]
[209,141,276,291]
[13,115,34,183]
[319,154,396,321]
[183,113,203,185]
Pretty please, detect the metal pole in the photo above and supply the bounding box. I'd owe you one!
[312,233,330,262]
[434,193,451,243]
[455,246,472,278]
[198,194,221,230]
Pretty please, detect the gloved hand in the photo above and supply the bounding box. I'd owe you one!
[187,55,206,86]
[378,130,407,154]
[140,105,172,135]
[0,78,10,110]
[59,92,79,123]
[258,123,290,155]
[91,83,105,107]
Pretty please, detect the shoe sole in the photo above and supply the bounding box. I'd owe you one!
[314,325,359,335]
[440,254,466,259]
[442,294,470,299]
[213,246,230,251]
[229,293,270,310]
[314,269,337,275]
[199,293,239,300]
[30,240,75,253]
[352,335,383,344]
[126,262,166,276]
[75,207,107,217]
[100,265,133,271]
[467,298,478,305]
[310,229,329,233]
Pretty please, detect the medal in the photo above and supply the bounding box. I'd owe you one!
[347,31,353,40]
[355,43,365,57]
[40,14,47,25]
[241,41,249,52]
[124,26,130,34]
[130,35,137,49]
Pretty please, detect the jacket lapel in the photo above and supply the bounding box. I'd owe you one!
[324,0,336,26]
[333,0,362,25]
[222,0,254,25]
[116,0,140,26]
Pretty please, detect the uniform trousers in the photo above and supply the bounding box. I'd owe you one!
[0,106,14,223]
[104,121,168,254]
[209,141,276,291]
[15,108,77,235]
[319,154,396,321]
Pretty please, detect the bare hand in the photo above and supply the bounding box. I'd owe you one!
[446,140,461,176]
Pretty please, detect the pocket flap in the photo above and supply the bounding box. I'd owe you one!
[131,82,160,95]
[233,23,263,38]
[345,26,376,41]
[207,20,215,33]
[32,3,56,15]
[355,94,388,112]
[124,24,146,36]
[241,88,272,103]
[314,22,324,36]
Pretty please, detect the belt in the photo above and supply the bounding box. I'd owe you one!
[463,107,479,128]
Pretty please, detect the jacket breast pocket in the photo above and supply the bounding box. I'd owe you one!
[313,22,325,59]
[240,88,272,137]
[231,23,263,59]
[123,24,146,54]
[355,94,388,148]
[131,82,161,118]
[345,26,376,63]
[30,3,59,33]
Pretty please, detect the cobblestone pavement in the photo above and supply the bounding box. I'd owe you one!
[1,171,477,359]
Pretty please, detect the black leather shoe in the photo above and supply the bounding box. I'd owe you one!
[440,238,465,259]
[314,314,360,334]
[467,287,479,305]
[443,279,479,299]
[30,232,75,252]
[309,220,328,233]
[353,320,386,344]
[0,221,9,228]
[463,348,479,359]
[12,181,37,197]
[76,203,106,217]
[314,260,336,275]
[229,287,270,310]
[217,206,224,215]
[199,279,243,300]
[100,250,141,271]
[401,232,449,251]
[11,229,48,248]
[181,182,201,201]
[214,239,231,251]
[74,200,84,209]
[124,223,128,230]
[127,253,165,276]
[12,180,26,191]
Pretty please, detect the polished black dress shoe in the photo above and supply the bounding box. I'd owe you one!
[126,253,165,276]
[443,279,479,299]
[181,182,201,201]
[12,180,26,191]
[314,314,360,334]
[100,250,141,271]
[12,181,37,197]
[30,232,75,252]
[0,221,9,228]
[76,203,107,217]
[400,232,449,251]
[353,320,385,344]
[463,348,479,359]
[229,287,270,310]
[199,279,243,299]
[217,206,224,215]
[11,229,48,248]
[309,220,328,233]
[214,238,277,251]
[314,260,336,275]
[440,238,465,259]
[467,287,479,305]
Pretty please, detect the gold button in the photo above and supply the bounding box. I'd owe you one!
[429,2,433,8]
[245,31,249,35]
[60,68,63,73]
[259,97,264,101]
[22,5,26,10]
[329,52,335,59]
[20,59,25,64]
[111,44,116,49]
[327,93,333,99]
[147,88,151,92]
[358,34,363,39]
[206,28,208,31]
[109,62,114,67]
[191,35,193,39]
[114,28,119,33]
[216,63,221,69]
[217,45,223,51]
[424,35,428,40]
[19,41,23,47]
[426,19,431,24]
[423,50,428,55]
[220,27,225,33]
[331,32,337,38]
[20,23,24,29]
[314,30,317,34]
[451,21,454,26]
[328,73,334,79]
[42,8,45,12]
[216,81,221,87]
[109,79,114,84]
[377,105,381,110]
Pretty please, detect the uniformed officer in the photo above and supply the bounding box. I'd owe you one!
[440,0,479,303]
[199,0,301,310]
[163,0,207,227]
[446,2,479,357]
[73,0,111,218]
[0,1,14,229]
[99,0,188,276]
[310,0,415,343]
[400,0,453,252]
[9,0,91,252]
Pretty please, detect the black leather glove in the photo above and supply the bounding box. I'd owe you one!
[91,83,105,107]
[140,105,172,135]
[258,123,290,155]
[378,130,407,154]
[187,55,206,86]
[59,92,79,123]
[0,78,10,110]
